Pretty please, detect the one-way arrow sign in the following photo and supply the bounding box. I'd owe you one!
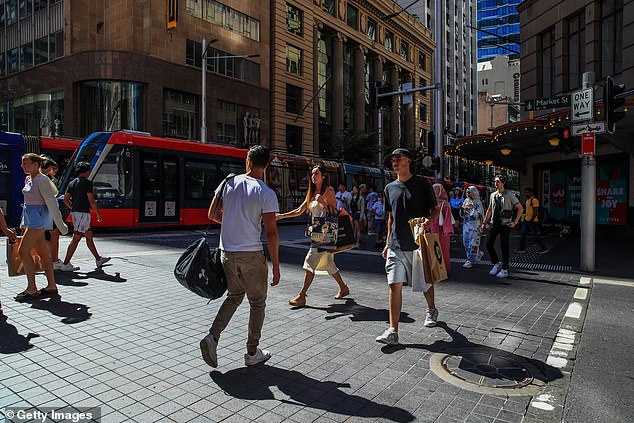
[572,88,593,122]
[571,122,606,136]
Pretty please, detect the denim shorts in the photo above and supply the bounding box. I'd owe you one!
[374,219,385,233]
[23,205,53,230]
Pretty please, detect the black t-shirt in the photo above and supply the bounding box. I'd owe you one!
[66,177,93,213]
[384,175,437,251]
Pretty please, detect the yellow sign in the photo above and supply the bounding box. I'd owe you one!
[167,0,177,29]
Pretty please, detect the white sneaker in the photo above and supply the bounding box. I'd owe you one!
[489,262,502,276]
[462,261,473,268]
[496,269,509,278]
[200,333,218,368]
[59,262,79,272]
[245,348,271,366]
[424,309,439,327]
[375,328,399,345]
[477,251,485,262]
[52,260,63,270]
[96,257,111,267]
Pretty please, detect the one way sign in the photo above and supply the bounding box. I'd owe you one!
[572,88,593,122]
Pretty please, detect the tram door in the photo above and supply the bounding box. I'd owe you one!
[139,154,180,223]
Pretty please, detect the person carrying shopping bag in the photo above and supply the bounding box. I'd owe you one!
[430,184,454,274]
[14,154,69,302]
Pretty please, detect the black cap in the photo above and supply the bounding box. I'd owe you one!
[384,148,414,168]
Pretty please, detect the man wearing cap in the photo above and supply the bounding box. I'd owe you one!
[376,148,440,346]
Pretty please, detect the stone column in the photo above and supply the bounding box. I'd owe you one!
[389,65,400,149]
[333,33,345,134]
[313,22,323,156]
[354,46,366,133]
[372,55,383,82]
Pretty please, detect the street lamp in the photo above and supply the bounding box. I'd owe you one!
[200,35,260,143]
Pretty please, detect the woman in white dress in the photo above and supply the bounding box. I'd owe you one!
[277,163,350,307]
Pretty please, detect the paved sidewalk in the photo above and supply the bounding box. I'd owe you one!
[1,232,582,422]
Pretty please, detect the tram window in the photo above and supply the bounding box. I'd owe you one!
[163,159,178,200]
[185,160,217,200]
[220,162,243,178]
[92,147,128,199]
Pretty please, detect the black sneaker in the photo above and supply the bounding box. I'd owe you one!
[537,248,550,254]
[514,248,526,253]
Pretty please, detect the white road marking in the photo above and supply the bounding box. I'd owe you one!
[564,302,583,319]
[593,278,634,288]
[574,288,588,300]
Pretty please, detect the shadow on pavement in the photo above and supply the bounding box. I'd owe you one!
[210,366,415,422]
[304,298,415,323]
[0,309,39,353]
[55,267,127,285]
[30,294,92,324]
[381,322,563,384]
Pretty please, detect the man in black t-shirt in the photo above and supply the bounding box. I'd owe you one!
[59,162,110,272]
[376,148,440,346]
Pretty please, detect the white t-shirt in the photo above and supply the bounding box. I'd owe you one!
[372,200,385,220]
[215,174,279,252]
[335,190,352,211]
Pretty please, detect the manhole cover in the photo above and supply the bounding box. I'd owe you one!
[430,350,547,396]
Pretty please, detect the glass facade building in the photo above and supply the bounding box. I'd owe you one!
[477,0,521,62]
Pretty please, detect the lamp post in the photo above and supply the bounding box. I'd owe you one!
[200,35,260,143]
[201,35,218,144]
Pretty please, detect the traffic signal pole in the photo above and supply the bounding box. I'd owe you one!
[434,0,444,179]
[580,71,596,272]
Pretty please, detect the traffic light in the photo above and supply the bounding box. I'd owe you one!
[604,75,626,134]
[559,127,574,154]
[375,83,392,109]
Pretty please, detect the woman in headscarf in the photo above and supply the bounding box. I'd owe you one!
[430,183,454,273]
[461,186,484,268]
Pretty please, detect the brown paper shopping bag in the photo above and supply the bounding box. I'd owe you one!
[6,237,45,277]
[409,218,448,284]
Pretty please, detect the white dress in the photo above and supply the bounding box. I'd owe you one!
[303,200,339,276]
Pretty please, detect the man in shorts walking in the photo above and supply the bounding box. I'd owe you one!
[376,148,439,346]
[59,162,110,271]
[200,145,280,368]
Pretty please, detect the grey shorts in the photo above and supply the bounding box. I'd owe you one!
[386,248,414,285]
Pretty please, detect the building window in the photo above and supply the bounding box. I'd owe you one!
[186,0,260,42]
[8,89,64,136]
[540,27,556,97]
[601,0,623,78]
[216,100,238,145]
[186,39,260,85]
[286,84,302,114]
[567,12,585,90]
[79,81,146,135]
[419,77,427,97]
[286,3,302,36]
[20,42,33,71]
[400,41,409,61]
[419,53,426,71]
[367,18,376,41]
[419,103,427,122]
[185,161,218,200]
[286,44,302,75]
[163,89,199,140]
[50,31,64,60]
[322,0,335,16]
[0,53,5,78]
[384,31,394,52]
[8,48,19,75]
[34,37,48,65]
[286,125,302,155]
[346,4,358,30]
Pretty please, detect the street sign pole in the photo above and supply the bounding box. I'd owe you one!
[580,71,596,272]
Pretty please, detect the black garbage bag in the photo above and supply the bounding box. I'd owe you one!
[174,237,227,300]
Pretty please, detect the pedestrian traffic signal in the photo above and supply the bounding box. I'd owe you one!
[559,127,574,154]
[604,75,626,134]
[375,83,393,109]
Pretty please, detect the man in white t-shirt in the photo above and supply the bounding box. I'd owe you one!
[201,145,280,368]
[335,183,352,211]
